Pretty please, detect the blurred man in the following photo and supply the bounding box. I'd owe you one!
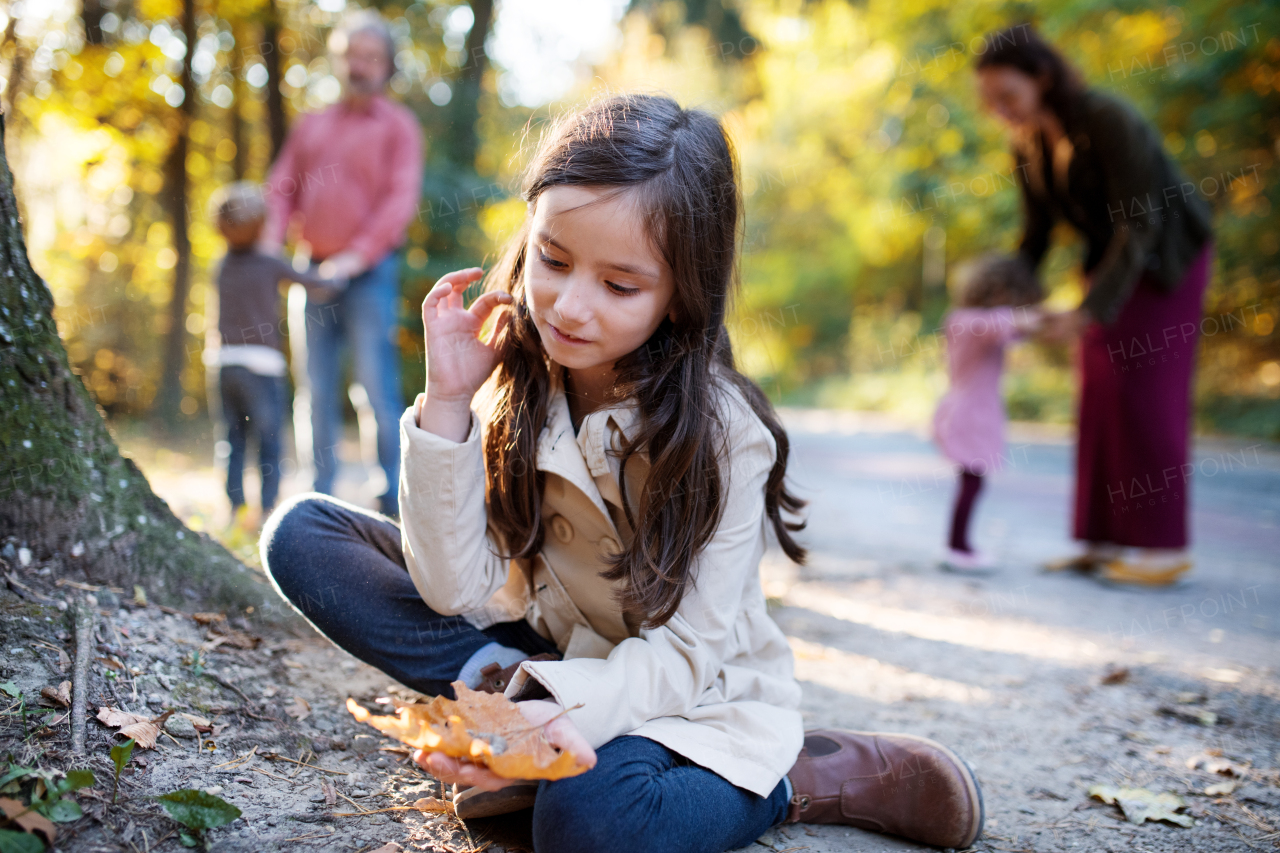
[262,10,423,517]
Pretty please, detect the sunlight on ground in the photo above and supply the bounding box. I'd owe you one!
[785,584,1101,664]
[788,636,992,705]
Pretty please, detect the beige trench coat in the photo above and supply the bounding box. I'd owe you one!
[397,359,803,797]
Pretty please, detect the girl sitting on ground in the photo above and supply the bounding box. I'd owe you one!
[933,254,1044,572]
[262,94,985,853]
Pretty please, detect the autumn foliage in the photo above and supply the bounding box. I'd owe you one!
[347,683,590,781]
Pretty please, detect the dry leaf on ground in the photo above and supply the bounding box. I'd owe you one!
[347,681,590,781]
[1186,752,1249,777]
[412,796,451,813]
[192,612,226,625]
[0,795,57,842]
[285,696,311,721]
[321,779,337,806]
[207,621,260,650]
[97,706,174,749]
[40,681,71,707]
[1089,785,1194,826]
[367,844,402,853]
[1100,666,1129,685]
[1205,780,1238,796]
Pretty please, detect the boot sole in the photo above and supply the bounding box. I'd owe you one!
[848,730,985,849]
[453,782,539,820]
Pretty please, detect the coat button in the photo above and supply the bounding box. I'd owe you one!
[549,515,574,543]
[599,535,621,557]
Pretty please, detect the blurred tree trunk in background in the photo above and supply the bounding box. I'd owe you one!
[155,0,198,426]
[1,15,27,116]
[263,0,286,160]
[81,0,107,46]
[232,22,250,180]
[0,116,271,613]
[449,0,492,171]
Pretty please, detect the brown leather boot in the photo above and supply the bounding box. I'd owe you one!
[786,730,984,849]
[475,653,561,695]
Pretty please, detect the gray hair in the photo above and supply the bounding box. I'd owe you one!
[210,181,266,226]
[329,9,396,73]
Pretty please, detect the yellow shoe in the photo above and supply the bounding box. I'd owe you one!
[1098,558,1192,586]
[1042,553,1101,574]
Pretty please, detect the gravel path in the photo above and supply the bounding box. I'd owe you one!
[2,410,1275,852]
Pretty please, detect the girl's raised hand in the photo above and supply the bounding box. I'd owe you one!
[421,267,514,406]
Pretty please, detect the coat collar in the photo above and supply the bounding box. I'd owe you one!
[535,360,641,528]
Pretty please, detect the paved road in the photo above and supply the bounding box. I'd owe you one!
[754,410,1279,852]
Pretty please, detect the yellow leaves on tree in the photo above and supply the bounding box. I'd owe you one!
[347,682,590,781]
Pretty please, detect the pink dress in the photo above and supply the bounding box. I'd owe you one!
[932,306,1023,474]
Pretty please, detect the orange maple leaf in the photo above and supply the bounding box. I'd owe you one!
[347,681,589,781]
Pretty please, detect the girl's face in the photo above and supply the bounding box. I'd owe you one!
[976,66,1044,129]
[524,185,677,374]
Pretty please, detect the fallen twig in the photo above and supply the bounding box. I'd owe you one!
[213,745,259,770]
[71,595,97,755]
[283,828,336,842]
[203,671,251,703]
[263,752,347,775]
[251,766,295,784]
[5,571,58,604]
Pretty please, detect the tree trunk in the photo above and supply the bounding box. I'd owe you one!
[81,0,106,46]
[450,0,493,170]
[0,118,273,614]
[263,0,286,160]
[155,0,198,424]
[232,23,249,180]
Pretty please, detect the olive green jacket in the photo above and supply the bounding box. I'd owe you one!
[1016,90,1213,324]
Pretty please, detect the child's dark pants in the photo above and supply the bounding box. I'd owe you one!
[219,365,284,511]
[948,469,985,553]
[260,493,790,853]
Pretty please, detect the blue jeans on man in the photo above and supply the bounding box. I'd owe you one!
[305,251,404,516]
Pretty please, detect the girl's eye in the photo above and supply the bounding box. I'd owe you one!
[606,281,640,296]
[538,251,567,270]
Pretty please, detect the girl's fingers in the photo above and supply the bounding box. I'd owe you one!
[469,290,514,321]
[423,268,484,317]
[544,718,597,768]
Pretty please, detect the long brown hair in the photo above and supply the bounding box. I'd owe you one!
[478,94,807,628]
[974,24,1087,129]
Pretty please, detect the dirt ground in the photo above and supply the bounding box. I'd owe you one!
[1,409,1277,853]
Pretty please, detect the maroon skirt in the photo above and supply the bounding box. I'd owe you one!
[1073,245,1213,548]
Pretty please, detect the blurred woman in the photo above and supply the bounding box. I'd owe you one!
[974,24,1213,585]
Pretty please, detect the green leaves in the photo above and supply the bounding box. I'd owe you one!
[109,739,135,805]
[0,827,46,853]
[156,790,241,831]
[0,767,34,793]
[31,769,94,824]
[0,684,18,699]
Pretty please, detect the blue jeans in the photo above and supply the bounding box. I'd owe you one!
[305,252,404,514]
[260,494,789,853]
[219,366,284,511]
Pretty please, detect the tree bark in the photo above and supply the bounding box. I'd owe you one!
[263,0,287,161]
[155,0,198,424]
[81,0,107,46]
[232,23,249,180]
[0,114,275,614]
[450,0,493,171]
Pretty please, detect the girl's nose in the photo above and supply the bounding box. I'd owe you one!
[553,276,592,327]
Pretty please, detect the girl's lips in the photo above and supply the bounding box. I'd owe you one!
[548,322,592,345]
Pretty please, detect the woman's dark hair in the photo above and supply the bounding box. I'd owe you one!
[477,93,807,628]
[953,254,1043,309]
[974,23,1086,126]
